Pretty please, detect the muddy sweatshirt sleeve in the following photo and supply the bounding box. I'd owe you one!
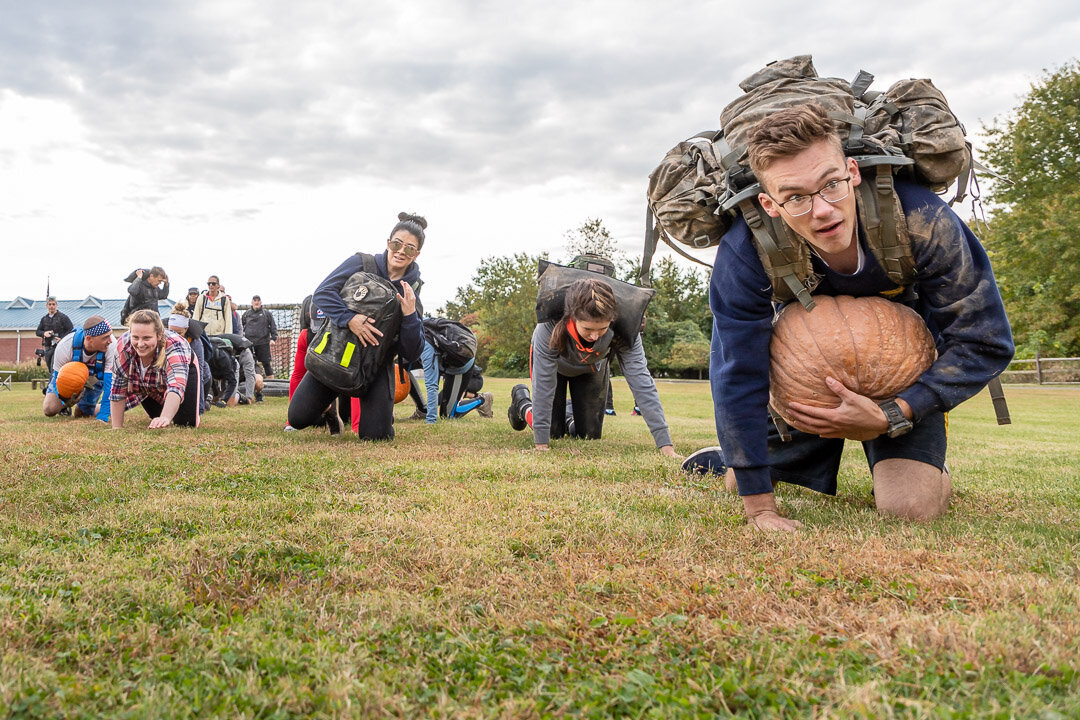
[894,185,1015,420]
[708,218,778,496]
[615,335,672,448]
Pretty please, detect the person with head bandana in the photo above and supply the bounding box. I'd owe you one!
[42,315,118,421]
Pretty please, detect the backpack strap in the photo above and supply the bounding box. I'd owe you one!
[640,205,658,288]
[853,160,917,288]
[987,377,1011,425]
[738,199,819,311]
[358,252,378,274]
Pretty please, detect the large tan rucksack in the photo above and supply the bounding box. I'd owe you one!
[643,55,974,310]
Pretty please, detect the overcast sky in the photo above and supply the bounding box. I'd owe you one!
[2,0,1076,313]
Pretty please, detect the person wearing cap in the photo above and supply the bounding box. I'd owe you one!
[42,315,117,421]
[185,287,200,311]
[241,294,278,382]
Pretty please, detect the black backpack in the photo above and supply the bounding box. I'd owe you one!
[535,260,655,344]
[305,253,403,395]
[203,336,236,380]
[422,317,477,370]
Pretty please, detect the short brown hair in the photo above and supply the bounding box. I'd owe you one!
[747,103,843,181]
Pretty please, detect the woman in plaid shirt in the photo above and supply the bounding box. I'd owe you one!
[109,309,202,429]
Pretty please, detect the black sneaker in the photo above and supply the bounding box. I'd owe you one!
[681,446,727,477]
[322,407,342,436]
[237,396,251,406]
[211,400,227,408]
[508,384,531,431]
[58,407,71,417]
[254,392,264,403]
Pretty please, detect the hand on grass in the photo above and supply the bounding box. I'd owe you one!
[743,492,802,532]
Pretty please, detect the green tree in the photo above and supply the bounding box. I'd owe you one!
[563,217,616,260]
[441,252,544,375]
[636,257,712,376]
[981,59,1080,356]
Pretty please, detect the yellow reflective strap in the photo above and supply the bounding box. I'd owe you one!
[312,331,330,355]
[340,342,355,367]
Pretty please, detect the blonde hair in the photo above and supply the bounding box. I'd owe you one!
[128,309,169,369]
[549,277,618,353]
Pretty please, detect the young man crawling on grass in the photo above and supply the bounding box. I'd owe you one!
[706,104,1013,531]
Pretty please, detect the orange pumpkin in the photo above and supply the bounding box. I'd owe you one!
[769,295,936,429]
[393,364,411,404]
[55,361,90,400]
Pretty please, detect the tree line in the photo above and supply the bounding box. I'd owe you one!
[440,59,1080,376]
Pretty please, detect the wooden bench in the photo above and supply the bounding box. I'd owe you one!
[31,378,50,390]
[0,370,13,391]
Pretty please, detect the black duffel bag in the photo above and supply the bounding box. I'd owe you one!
[306,254,403,395]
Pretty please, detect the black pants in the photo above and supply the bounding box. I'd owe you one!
[288,365,394,440]
[252,342,273,376]
[45,345,58,373]
[549,363,609,440]
[141,356,201,427]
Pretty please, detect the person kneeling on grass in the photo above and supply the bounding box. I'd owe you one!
[110,309,202,429]
[42,315,117,421]
[507,277,677,457]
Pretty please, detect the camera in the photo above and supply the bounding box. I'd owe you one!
[34,348,46,366]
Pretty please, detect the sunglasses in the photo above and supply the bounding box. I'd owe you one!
[207,282,219,286]
[387,239,419,258]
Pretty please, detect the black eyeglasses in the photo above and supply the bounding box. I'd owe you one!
[772,176,852,217]
[388,239,419,258]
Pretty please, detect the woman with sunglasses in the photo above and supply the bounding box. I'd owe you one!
[287,212,426,440]
[507,276,677,456]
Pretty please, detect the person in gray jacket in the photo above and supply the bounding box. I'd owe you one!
[507,277,677,456]
[241,295,278,377]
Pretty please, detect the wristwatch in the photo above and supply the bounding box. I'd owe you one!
[879,399,913,438]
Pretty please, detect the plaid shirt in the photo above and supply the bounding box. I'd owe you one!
[110,330,193,410]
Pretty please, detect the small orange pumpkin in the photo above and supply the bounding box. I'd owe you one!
[55,361,90,400]
[769,295,936,429]
[393,364,411,404]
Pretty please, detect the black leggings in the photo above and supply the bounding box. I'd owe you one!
[141,356,201,427]
[548,362,610,440]
[288,365,395,440]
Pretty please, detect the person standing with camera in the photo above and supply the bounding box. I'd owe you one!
[35,297,73,373]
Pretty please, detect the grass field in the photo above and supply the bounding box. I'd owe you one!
[1,380,1078,719]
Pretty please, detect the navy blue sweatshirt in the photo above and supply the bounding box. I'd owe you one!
[709,181,1014,496]
[312,251,424,365]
